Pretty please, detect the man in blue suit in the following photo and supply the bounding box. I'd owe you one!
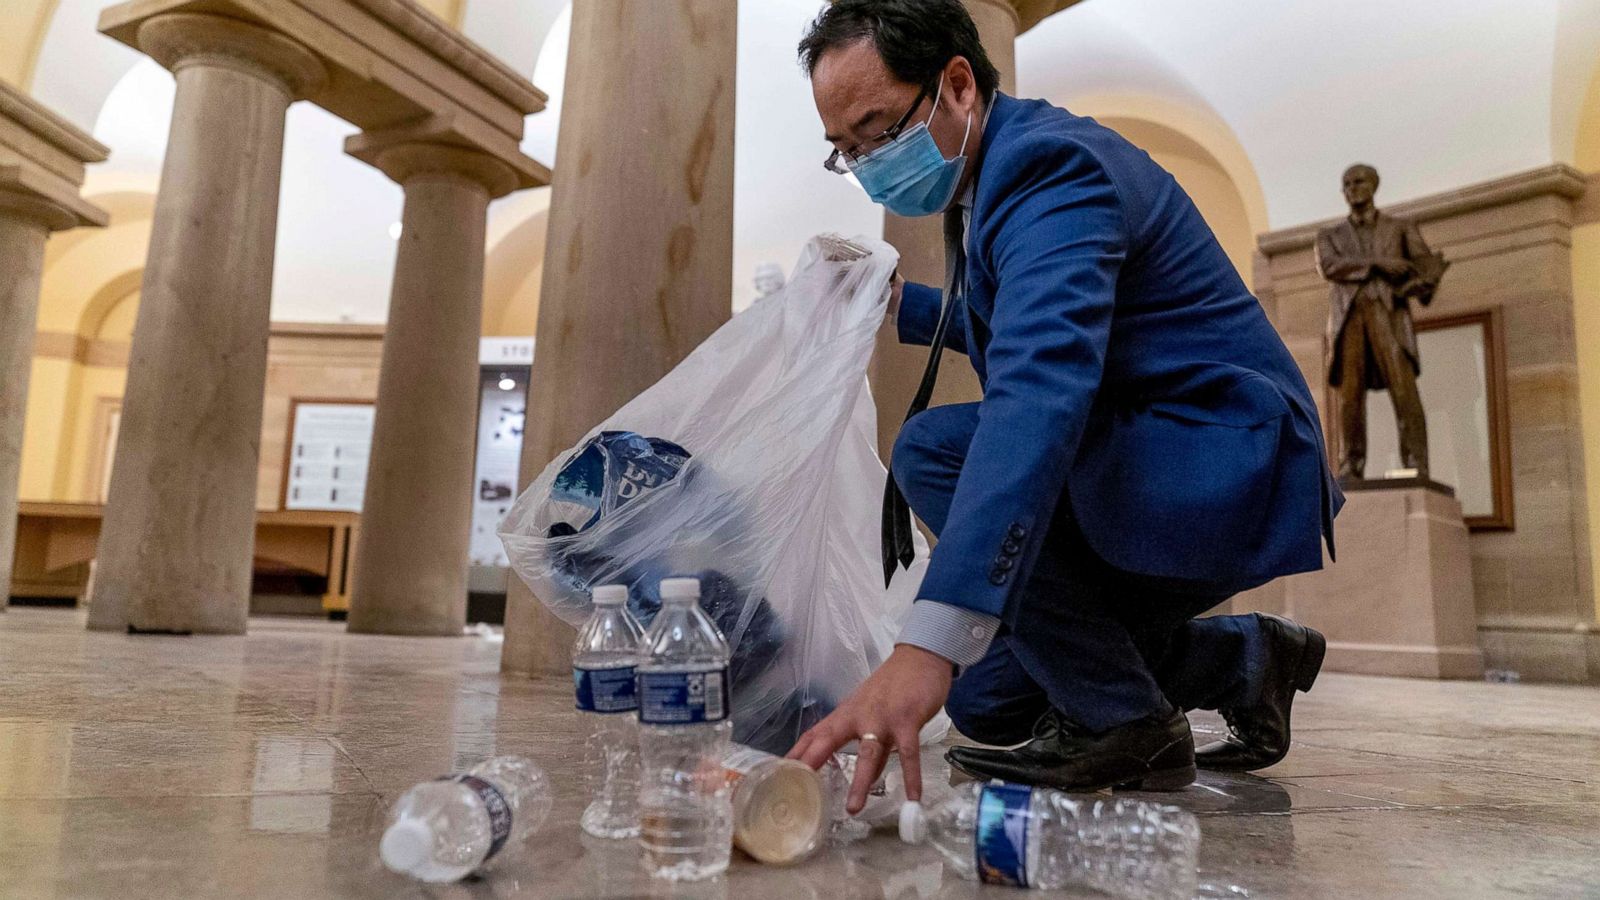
[787,1,1342,813]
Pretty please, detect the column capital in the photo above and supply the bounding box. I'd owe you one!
[347,135,520,199]
[0,81,108,230]
[135,13,327,100]
[0,189,78,232]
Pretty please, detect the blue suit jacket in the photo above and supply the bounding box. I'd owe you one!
[898,94,1342,618]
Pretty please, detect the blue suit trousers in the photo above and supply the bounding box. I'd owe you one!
[893,403,1270,738]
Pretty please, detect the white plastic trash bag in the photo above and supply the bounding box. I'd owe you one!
[500,234,944,754]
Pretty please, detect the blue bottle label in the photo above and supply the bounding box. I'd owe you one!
[636,668,729,724]
[975,782,1032,887]
[573,665,637,713]
[441,774,513,861]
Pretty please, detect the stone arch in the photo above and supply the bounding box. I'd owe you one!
[36,220,151,333]
[483,190,551,337]
[76,270,142,342]
[43,189,155,268]
[18,189,149,502]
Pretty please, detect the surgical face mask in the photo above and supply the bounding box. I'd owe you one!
[847,78,973,218]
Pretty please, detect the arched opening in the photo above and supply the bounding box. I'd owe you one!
[483,194,551,337]
[19,190,153,504]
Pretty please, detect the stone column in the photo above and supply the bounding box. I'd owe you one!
[87,13,325,633]
[501,1,737,674]
[871,0,1020,458]
[346,144,516,637]
[0,194,75,607]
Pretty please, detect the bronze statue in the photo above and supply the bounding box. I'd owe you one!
[1316,164,1448,481]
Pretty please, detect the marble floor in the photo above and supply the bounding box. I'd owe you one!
[1,607,1597,899]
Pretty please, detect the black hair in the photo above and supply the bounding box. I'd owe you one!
[797,0,1001,100]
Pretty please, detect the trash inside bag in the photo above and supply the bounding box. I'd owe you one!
[501,234,944,755]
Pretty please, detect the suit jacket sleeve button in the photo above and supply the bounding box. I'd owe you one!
[1009,524,1027,540]
[989,571,1009,586]
[1002,540,1021,555]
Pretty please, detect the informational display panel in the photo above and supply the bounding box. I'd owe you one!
[470,367,528,567]
[285,402,375,513]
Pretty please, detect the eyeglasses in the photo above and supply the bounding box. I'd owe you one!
[823,82,933,175]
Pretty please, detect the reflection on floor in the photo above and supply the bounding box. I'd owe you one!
[1,607,1597,898]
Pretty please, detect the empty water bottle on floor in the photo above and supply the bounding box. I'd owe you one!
[573,583,647,838]
[720,743,829,865]
[380,756,552,883]
[900,781,1200,899]
[636,576,734,881]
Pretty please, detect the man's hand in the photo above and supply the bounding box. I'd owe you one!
[787,644,952,814]
[887,269,905,319]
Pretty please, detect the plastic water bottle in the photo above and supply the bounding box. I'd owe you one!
[636,576,734,881]
[379,756,552,883]
[573,583,647,839]
[720,743,830,865]
[900,781,1200,899]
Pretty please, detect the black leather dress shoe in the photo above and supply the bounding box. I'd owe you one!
[1195,613,1326,772]
[945,707,1196,792]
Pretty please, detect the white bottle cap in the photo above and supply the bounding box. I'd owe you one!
[898,801,928,845]
[591,584,628,606]
[659,577,701,602]
[379,816,433,876]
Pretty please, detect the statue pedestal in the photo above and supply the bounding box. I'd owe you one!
[1285,480,1484,679]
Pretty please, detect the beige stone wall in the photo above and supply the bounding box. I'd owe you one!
[24,318,384,512]
[1254,166,1597,681]
[256,325,384,511]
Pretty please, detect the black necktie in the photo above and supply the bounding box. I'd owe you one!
[881,207,967,586]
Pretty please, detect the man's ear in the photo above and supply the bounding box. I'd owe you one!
[946,56,979,115]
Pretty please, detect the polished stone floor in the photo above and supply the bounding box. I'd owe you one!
[1,607,1598,899]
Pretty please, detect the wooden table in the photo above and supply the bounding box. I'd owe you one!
[10,502,359,614]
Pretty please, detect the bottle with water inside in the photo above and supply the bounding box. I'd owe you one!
[636,576,734,881]
[573,583,647,838]
[379,756,552,883]
[900,781,1200,899]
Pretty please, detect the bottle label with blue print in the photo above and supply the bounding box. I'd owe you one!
[637,668,728,725]
[573,665,637,713]
[442,774,512,861]
[974,781,1032,887]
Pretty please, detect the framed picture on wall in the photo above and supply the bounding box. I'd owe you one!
[283,401,375,513]
[1364,308,1514,530]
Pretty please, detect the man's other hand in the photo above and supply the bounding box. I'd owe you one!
[786,643,952,814]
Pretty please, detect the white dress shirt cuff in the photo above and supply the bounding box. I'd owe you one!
[896,600,1000,669]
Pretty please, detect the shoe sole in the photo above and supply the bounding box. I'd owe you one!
[946,760,1199,794]
[946,744,1198,793]
[1296,626,1327,693]
[1115,762,1197,792]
